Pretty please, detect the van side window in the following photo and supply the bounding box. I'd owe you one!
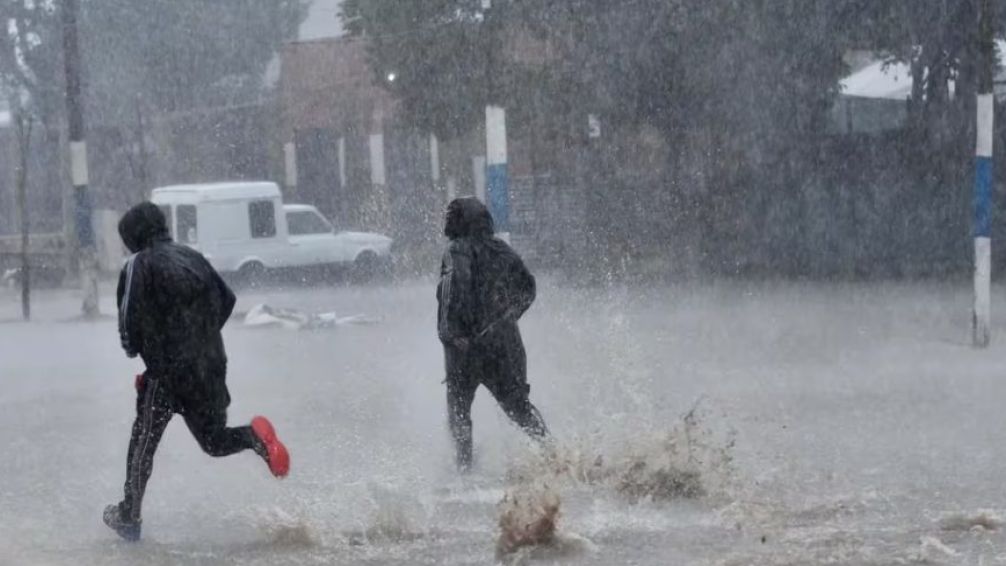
[158,205,174,238]
[249,200,276,239]
[177,205,197,244]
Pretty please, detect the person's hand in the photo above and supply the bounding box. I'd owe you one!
[134,374,144,391]
[453,337,471,351]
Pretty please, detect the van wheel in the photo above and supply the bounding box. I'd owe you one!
[238,261,266,289]
[351,251,379,284]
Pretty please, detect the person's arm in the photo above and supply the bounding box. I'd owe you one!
[117,255,145,358]
[438,240,475,346]
[511,256,536,320]
[204,257,236,329]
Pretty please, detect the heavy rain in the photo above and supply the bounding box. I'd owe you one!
[2,1,1006,565]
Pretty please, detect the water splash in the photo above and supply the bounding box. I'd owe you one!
[253,508,318,549]
[495,479,597,564]
[495,481,561,557]
[506,398,737,504]
[493,401,735,562]
[939,510,1003,533]
[343,484,429,546]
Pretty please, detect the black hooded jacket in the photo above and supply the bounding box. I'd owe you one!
[437,198,536,348]
[117,202,236,394]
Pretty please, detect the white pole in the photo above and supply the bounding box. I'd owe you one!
[485,105,510,236]
[472,156,486,203]
[369,133,385,186]
[430,133,441,184]
[283,141,297,193]
[338,136,347,190]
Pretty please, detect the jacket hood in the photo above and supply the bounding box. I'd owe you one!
[444,197,494,240]
[119,201,171,253]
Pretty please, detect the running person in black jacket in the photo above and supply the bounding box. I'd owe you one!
[437,197,549,471]
[103,202,289,541]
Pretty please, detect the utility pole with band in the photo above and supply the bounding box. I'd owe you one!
[973,0,995,347]
[62,0,99,318]
[486,105,509,236]
[482,0,509,238]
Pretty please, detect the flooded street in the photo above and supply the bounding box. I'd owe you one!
[3,279,1006,565]
[0,1,999,563]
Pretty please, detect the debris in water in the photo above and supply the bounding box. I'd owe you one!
[243,304,380,330]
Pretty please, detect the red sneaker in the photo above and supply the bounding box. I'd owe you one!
[251,416,290,478]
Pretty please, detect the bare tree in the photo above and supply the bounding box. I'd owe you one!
[123,94,149,203]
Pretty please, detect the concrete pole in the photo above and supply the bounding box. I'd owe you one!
[61,0,99,318]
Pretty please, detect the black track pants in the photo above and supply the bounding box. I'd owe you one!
[120,374,258,521]
[444,340,548,469]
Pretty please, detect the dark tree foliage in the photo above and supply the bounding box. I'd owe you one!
[342,0,851,144]
[341,0,491,139]
[0,0,307,126]
[85,0,306,119]
[345,0,1005,277]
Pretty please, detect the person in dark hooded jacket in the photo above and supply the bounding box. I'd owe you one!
[437,197,549,471]
[103,202,289,542]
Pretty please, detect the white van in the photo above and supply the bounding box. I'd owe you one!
[150,182,393,282]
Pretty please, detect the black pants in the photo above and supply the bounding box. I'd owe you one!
[445,333,549,469]
[121,373,258,521]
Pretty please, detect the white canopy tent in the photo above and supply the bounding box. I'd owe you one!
[832,43,1006,133]
[839,41,1006,102]
[840,60,914,101]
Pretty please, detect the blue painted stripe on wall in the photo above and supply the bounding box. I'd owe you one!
[486,163,510,233]
[974,156,993,238]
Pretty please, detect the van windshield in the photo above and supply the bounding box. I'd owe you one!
[287,210,332,236]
